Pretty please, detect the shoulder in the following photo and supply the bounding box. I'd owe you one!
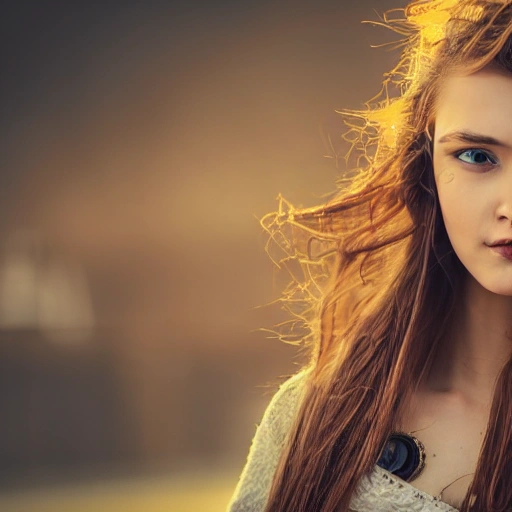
[263,368,310,444]
[226,368,311,512]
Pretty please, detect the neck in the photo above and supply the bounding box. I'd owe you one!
[424,271,512,407]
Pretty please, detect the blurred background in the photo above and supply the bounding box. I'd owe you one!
[0,1,407,510]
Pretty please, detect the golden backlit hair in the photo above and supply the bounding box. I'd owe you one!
[260,1,512,511]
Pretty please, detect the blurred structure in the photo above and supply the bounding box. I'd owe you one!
[0,1,407,510]
[0,228,132,484]
[0,228,95,342]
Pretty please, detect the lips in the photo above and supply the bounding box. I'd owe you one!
[489,239,512,247]
[490,244,512,261]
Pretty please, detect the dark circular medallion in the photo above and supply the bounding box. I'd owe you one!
[376,432,425,482]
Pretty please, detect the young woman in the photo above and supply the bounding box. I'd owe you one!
[228,1,512,511]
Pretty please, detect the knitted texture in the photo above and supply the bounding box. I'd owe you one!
[227,370,307,512]
[227,370,459,512]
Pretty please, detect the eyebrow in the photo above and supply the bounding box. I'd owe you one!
[437,130,512,149]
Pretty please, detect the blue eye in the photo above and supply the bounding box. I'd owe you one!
[456,149,497,166]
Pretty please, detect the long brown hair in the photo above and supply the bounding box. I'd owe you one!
[261,1,512,511]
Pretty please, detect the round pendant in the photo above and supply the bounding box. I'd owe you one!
[376,431,426,482]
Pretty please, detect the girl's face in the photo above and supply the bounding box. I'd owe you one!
[433,65,512,296]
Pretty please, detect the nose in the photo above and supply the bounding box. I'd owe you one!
[494,163,512,222]
[496,177,512,225]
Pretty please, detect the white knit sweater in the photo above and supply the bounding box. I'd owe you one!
[227,370,459,512]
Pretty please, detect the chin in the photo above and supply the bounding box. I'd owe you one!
[488,287,512,297]
[462,268,512,297]
[479,279,512,297]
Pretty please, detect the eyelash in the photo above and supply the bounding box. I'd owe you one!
[453,148,499,169]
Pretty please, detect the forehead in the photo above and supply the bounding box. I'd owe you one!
[435,66,512,140]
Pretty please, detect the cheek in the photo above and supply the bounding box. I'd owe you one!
[435,172,474,236]
[436,166,455,185]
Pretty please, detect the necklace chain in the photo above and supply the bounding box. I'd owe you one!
[436,472,474,500]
